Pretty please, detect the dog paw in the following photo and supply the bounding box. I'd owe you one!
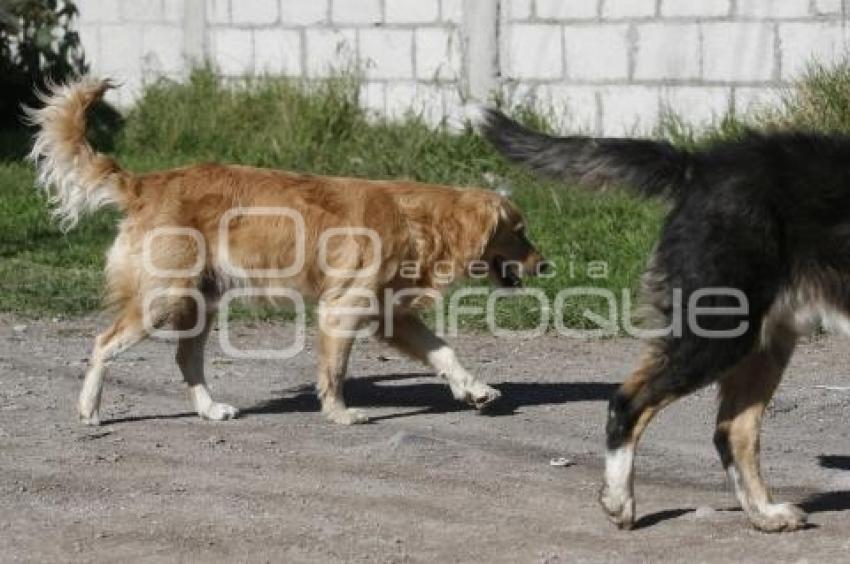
[749,503,808,533]
[78,411,102,426]
[454,382,502,409]
[599,485,636,530]
[78,404,101,426]
[200,402,240,421]
[325,407,369,425]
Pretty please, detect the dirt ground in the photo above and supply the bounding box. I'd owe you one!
[1,315,850,563]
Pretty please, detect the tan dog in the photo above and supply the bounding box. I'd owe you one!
[26,79,546,426]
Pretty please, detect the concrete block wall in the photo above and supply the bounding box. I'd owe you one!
[503,0,850,134]
[75,0,850,134]
[78,0,464,121]
[76,0,187,105]
[205,0,464,121]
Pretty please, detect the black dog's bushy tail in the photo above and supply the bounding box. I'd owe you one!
[477,107,694,199]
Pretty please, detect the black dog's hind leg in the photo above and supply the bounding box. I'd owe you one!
[714,334,806,532]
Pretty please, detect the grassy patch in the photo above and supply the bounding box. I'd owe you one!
[0,163,115,314]
[0,69,663,329]
[5,61,849,329]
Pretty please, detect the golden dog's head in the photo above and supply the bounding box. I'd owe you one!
[401,188,547,293]
[479,197,548,288]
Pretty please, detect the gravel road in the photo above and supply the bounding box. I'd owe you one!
[2,316,849,562]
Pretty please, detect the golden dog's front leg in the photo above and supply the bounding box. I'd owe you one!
[382,313,501,409]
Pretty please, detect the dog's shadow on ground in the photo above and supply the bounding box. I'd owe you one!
[633,486,850,531]
[800,490,850,514]
[631,508,696,530]
[103,373,617,425]
[818,455,850,471]
[618,456,850,530]
[242,372,618,421]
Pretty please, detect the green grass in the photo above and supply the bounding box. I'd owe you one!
[0,163,114,315]
[3,61,850,329]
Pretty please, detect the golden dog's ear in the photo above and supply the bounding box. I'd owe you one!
[497,197,523,226]
[452,194,502,263]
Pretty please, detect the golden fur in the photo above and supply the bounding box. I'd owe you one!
[27,78,545,425]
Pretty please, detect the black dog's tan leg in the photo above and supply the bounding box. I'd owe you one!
[382,312,501,409]
[714,338,805,532]
[316,301,366,425]
[78,303,149,425]
[174,308,239,421]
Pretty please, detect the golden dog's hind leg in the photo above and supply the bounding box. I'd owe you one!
[381,313,501,409]
[78,303,149,425]
[714,337,805,532]
[174,307,239,422]
[316,301,367,425]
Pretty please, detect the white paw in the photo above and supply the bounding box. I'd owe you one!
[749,503,807,533]
[599,485,636,530]
[324,407,369,425]
[200,402,240,421]
[79,411,102,426]
[78,403,101,426]
[452,381,502,409]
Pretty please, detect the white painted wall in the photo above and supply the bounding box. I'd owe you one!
[75,0,850,135]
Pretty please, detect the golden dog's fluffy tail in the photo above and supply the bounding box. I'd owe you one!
[25,78,131,231]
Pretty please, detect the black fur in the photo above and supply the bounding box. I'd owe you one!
[713,427,734,469]
[481,108,850,449]
[479,108,692,198]
[605,390,633,450]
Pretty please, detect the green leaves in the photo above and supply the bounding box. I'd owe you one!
[0,0,87,130]
[34,24,51,48]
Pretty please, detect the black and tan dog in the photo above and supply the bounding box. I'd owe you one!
[476,108,850,533]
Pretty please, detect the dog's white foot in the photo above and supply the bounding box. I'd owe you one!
[78,410,101,426]
[452,381,502,409]
[324,407,369,425]
[599,485,636,530]
[78,402,102,426]
[748,503,807,533]
[198,402,239,421]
